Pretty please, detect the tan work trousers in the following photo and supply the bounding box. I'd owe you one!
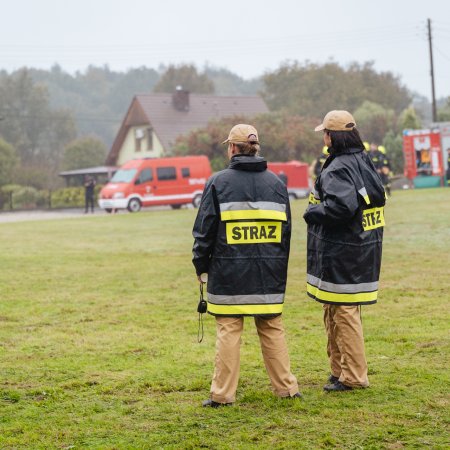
[210,315,299,403]
[323,304,369,388]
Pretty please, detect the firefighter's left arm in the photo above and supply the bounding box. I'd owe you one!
[304,168,359,226]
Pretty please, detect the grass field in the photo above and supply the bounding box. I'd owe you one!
[0,188,449,449]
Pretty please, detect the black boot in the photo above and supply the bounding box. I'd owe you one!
[328,374,339,384]
[323,380,353,392]
[202,399,232,408]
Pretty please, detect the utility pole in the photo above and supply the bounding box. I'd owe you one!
[427,18,437,123]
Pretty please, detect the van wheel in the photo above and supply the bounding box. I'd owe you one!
[105,208,113,213]
[171,204,182,210]
[127,198,141,213]
[192,194,202,208]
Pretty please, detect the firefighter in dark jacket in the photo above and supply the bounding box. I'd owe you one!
[192,124,300,407]
[304,111,386,392]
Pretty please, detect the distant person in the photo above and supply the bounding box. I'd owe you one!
[368,142,383,172]
[378,145,392,196]
[84,176,96,213]
[192,123,301,407]
[309,146,329,181]
[278,171,288,185]
[447,148,450,186]
[304,110,386,392]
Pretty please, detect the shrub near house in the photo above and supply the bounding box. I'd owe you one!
[0,185,102,210]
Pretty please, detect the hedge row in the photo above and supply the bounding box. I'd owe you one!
[0,185,103,210]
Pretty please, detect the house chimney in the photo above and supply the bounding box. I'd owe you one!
[172,86,190,111]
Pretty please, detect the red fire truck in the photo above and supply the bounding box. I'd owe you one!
[403,128,446,188]
[267,160,311,199]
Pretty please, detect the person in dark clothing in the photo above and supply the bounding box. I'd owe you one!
[446,149,450,186]
[278,171,288,185]
[304,110,386,392]
[378,146,392,196]
[309,146,329,181]
[192,123,300,407]
[368,142,383,172]
[84,176,96,213]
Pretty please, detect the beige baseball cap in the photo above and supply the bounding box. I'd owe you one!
[222,124,259,145]
[314,110,356,132]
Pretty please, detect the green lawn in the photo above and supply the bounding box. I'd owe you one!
[0,189,449,449]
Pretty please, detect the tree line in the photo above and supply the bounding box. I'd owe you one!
[0,62,448,195]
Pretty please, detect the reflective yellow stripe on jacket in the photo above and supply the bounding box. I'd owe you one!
[207,303,284,315]
[306,283,378,304]
[207,292,284,316]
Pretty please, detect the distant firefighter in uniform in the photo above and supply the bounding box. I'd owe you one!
[446,148,450,186]
[378,145,392,196]
[309,146,329,181]
[368,143,391,196]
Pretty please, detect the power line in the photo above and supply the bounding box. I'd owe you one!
[0,110,122,124]
[434,45,450,62]
[0,26,421,64]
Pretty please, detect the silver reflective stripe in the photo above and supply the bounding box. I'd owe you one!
[307,274,378,293]
[207,292,284,305]
[358,187,370,205]
[358,187,368,197]
[219,201,286,213]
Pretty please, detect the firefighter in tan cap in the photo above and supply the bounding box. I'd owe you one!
[304,111,386,391]
[192,124,301,407]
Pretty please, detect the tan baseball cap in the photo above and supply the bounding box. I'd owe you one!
[314,110,356,132]
[222,124,259,145]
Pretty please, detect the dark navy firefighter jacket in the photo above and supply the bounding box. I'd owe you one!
[192,154,291,317]
[304,147,386,306]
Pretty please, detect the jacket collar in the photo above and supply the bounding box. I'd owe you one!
[328,147,363,156]
[323,147,363,170]
[229,155,267,172]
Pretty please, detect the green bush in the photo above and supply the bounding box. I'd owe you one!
[50,186,102,209]
[1,185,49,210]
[50,187,84,208]
[0,185,103,210]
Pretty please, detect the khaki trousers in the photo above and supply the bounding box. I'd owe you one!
[323,304,369,388]
[210,316,299,403]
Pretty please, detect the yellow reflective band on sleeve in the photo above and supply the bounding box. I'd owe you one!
[226,221,281,244]
[207,302,284,315]
[308,192,320,204]
[307,283,378,303]
[220,209,287,221]
[362,207,385,231]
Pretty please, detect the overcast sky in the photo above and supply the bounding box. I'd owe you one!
[1,0,449,100]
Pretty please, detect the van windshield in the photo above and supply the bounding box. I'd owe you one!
[111,169,137,183]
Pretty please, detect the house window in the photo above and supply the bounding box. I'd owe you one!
[181,167,190,178]
[135,128,144,152]
[147,128,153,151]
[157,166,177,181]
[135,136,141,152]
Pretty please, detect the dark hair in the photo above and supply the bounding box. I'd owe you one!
[326,128,365,152]
[233,141,260,156]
